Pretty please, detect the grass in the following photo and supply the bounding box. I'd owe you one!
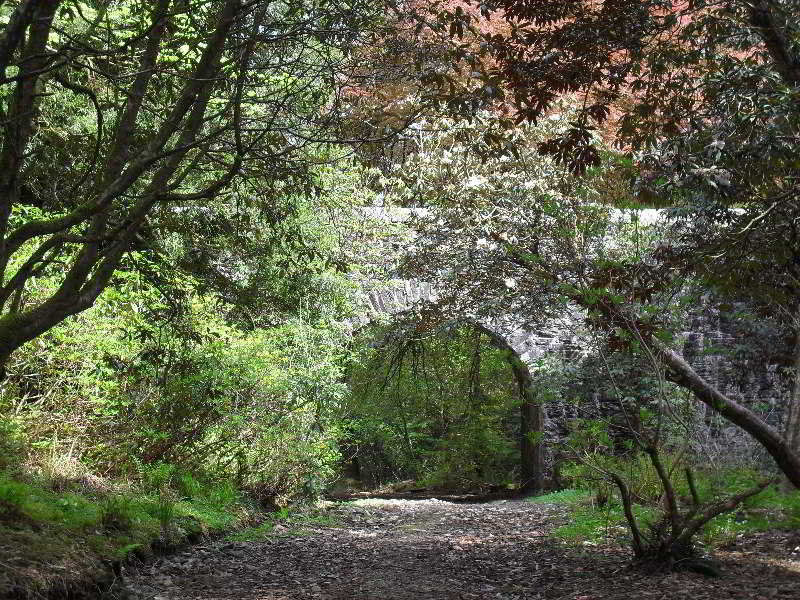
[553,503,661,544]
[527,485,800,549]
[526,489,632,544]
[699,485,800,545]
[225,506,341,542]
[0,471,260,598]
[0,464,343,598]
[227,521,276,541]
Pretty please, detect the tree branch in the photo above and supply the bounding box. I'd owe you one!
[676,478,777,546]
[0,0,39,77]
[748,0,800,86]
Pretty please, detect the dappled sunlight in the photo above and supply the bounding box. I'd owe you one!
[122,499,800,600]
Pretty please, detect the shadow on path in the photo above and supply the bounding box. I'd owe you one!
[123,499,800,600]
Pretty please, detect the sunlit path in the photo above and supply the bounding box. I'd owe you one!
[122,499,800,600]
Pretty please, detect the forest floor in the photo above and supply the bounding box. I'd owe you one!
[121,498,800,600]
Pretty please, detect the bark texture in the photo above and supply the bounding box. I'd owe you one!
[781,323,800,491]
[653,339,800,489]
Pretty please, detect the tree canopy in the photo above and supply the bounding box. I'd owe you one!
[0,0,391,368]
[3,0,800,586]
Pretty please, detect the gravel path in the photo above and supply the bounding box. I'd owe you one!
[121,498,800,600]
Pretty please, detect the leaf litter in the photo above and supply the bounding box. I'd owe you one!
[121,498,800,600]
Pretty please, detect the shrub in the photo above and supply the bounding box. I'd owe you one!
[0,476,29,523]
[783,491,800,527]
[100,495,135,532]
[207,481,237,507]
[138,462,176,494]
[1,269,349,504]
[563,449,685,506]
[153,493,177,539]
[0,418,25,472]
[177,473,203,500]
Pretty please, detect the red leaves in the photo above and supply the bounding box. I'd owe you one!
[429,1,712,168]
[537,125,601,174]
[486,0,585,25]
[445,1,648,169]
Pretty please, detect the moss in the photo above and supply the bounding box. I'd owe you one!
[226,521,276,541]
[0,472,260,598]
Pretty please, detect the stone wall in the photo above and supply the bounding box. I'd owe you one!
[353,278,790,444]
[681,302,789,426]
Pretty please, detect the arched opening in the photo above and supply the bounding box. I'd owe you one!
[342,315,545,494]
[471,322,545,494]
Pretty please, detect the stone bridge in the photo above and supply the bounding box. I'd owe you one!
[345,211,786,492]
[348,275,584,493]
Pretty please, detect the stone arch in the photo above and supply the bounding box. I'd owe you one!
[349,279,572,493]
[459,320,544,494]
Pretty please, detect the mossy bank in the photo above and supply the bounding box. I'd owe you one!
[0,472,263,599]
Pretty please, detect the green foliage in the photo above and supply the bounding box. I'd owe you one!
[175,495,238,532]
[694,478,800,545]
[0,417,24,472]
[206,482,238,508]
[784,492,800,528]
[701,511,771,547]
[345,325,519,488]
[1,475,93,527]
[553,502,660,544]
[0,467,266,589]
[153,493,177,539]
[2,263,351,501]
[0,476,29,521]
[564,451,681,505]
[139,463,177,494]
[0,172,359,595]
[526,489,591,505]
[0,0,388,375]
[558,455,792,551]
[177,473,203,500]
[227,521,276,542]
[225,506,339,542]
[1,0,796,585]
[100,495,136,532]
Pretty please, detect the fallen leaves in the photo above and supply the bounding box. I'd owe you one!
[121,499,800,600]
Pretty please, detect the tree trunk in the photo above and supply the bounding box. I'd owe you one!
[748,1,800,87]
[782,320,800,491]
[519,381,545,494]
[652,338,800,489]
[506,356,544,494]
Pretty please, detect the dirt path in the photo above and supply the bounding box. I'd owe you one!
[121,499,800,600]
